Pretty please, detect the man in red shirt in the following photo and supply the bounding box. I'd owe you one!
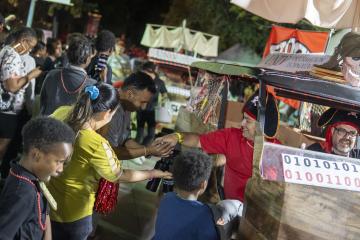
[159,90,280,202]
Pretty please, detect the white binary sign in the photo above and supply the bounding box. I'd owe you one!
[282,153,360,192]
[260,142,360,193]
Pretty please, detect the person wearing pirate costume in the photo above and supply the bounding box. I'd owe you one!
[307,108,360,158]
[0,117,74,240]
[157,90,281,202]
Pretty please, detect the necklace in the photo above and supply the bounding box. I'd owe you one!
[60,69,88,94]
[9,169,46,231]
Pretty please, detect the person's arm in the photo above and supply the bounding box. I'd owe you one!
[90,141,172,183]
[158,129,230,155]
[3,68,42,93]
[118,169,171,183]
[43,214,52,240]
[113,139,173,159]
[156,132,202,148]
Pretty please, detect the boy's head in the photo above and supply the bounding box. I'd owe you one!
[173,150,213,194]
[22,117,75,182]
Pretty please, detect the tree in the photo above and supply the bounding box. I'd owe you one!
[164,0,326,55]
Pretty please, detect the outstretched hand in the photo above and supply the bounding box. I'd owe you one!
[154,133,178,148]
[151,169,172,179]
[148,141,174,157]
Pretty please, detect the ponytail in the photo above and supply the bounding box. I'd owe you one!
[65,83,119,132]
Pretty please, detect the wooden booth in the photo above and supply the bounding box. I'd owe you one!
[239,70,360,240]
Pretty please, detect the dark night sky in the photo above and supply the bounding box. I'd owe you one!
[0,0,172,45]
[82,0,172,44]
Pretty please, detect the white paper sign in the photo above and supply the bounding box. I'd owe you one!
[282,153,360,192]
[257,53,330,73]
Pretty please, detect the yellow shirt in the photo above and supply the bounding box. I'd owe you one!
[48,106,123,222]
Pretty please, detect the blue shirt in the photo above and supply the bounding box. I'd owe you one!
[153,192,219,240]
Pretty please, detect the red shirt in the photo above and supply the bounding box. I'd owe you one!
[199,128,280,202]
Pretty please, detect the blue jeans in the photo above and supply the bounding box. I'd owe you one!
[51,215,93,240]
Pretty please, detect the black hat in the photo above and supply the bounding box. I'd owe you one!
[242,90,279,138]
[318,108,360,130]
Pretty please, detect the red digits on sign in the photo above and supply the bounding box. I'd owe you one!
[284,170,292,179]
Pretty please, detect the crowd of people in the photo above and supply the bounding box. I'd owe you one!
[0,14,359,240]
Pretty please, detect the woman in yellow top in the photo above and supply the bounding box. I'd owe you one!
[48,83,171,240]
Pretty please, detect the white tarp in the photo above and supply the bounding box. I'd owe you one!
[231,0,360,31]
[148,48,207,66]
[141,24,219,57]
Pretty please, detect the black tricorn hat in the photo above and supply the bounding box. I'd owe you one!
[318,108,360,129]
[242,90,279,138]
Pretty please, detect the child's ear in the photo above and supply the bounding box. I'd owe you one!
[30,148,42,162]
[200,180,208,192]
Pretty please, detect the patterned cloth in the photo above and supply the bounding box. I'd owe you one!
[0,45,28,114]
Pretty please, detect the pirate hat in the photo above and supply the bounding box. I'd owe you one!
[318,108,360,130]
[242,90,279,138]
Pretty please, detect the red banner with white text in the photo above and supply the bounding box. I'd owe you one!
[264,25,329,109]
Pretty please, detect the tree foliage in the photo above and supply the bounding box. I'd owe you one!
[164,0,326,55]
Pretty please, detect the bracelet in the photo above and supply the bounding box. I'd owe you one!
[175,132,184,144]
[144,146,147,156]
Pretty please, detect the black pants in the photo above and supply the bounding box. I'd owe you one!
[136,110,156,146]
[52,215,93,240]
[0,110,31,178]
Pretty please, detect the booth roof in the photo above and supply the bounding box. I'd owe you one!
[190,61,259,79]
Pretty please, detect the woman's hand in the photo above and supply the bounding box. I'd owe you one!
[27,67,42,80]
[150,169,172,179]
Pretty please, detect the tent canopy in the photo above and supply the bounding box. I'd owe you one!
[191,61,259,78]
[141,24,219,57]
[231,0,360,31]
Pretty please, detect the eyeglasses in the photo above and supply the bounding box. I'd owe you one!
[334,127,358,138]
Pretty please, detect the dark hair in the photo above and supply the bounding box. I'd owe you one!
[46,38,61,55]
[66,32,83,45]
[4,31,16,45]
[141,61,156,73]
[66,35,92,65]
[172,150,213,192]
[122,71,156,94]
[22,117,75,154]
[13,27,37,42]
[0,13,4,24]
[66,82,119,132]
[34,28,44,42]
[31,41,46,55]
[95,30,116,52]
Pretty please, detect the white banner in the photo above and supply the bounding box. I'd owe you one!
[282,153,360,192]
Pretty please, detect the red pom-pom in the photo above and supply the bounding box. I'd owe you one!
[94,178,119,214]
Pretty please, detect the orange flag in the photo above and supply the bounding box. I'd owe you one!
[263,25,329,109]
